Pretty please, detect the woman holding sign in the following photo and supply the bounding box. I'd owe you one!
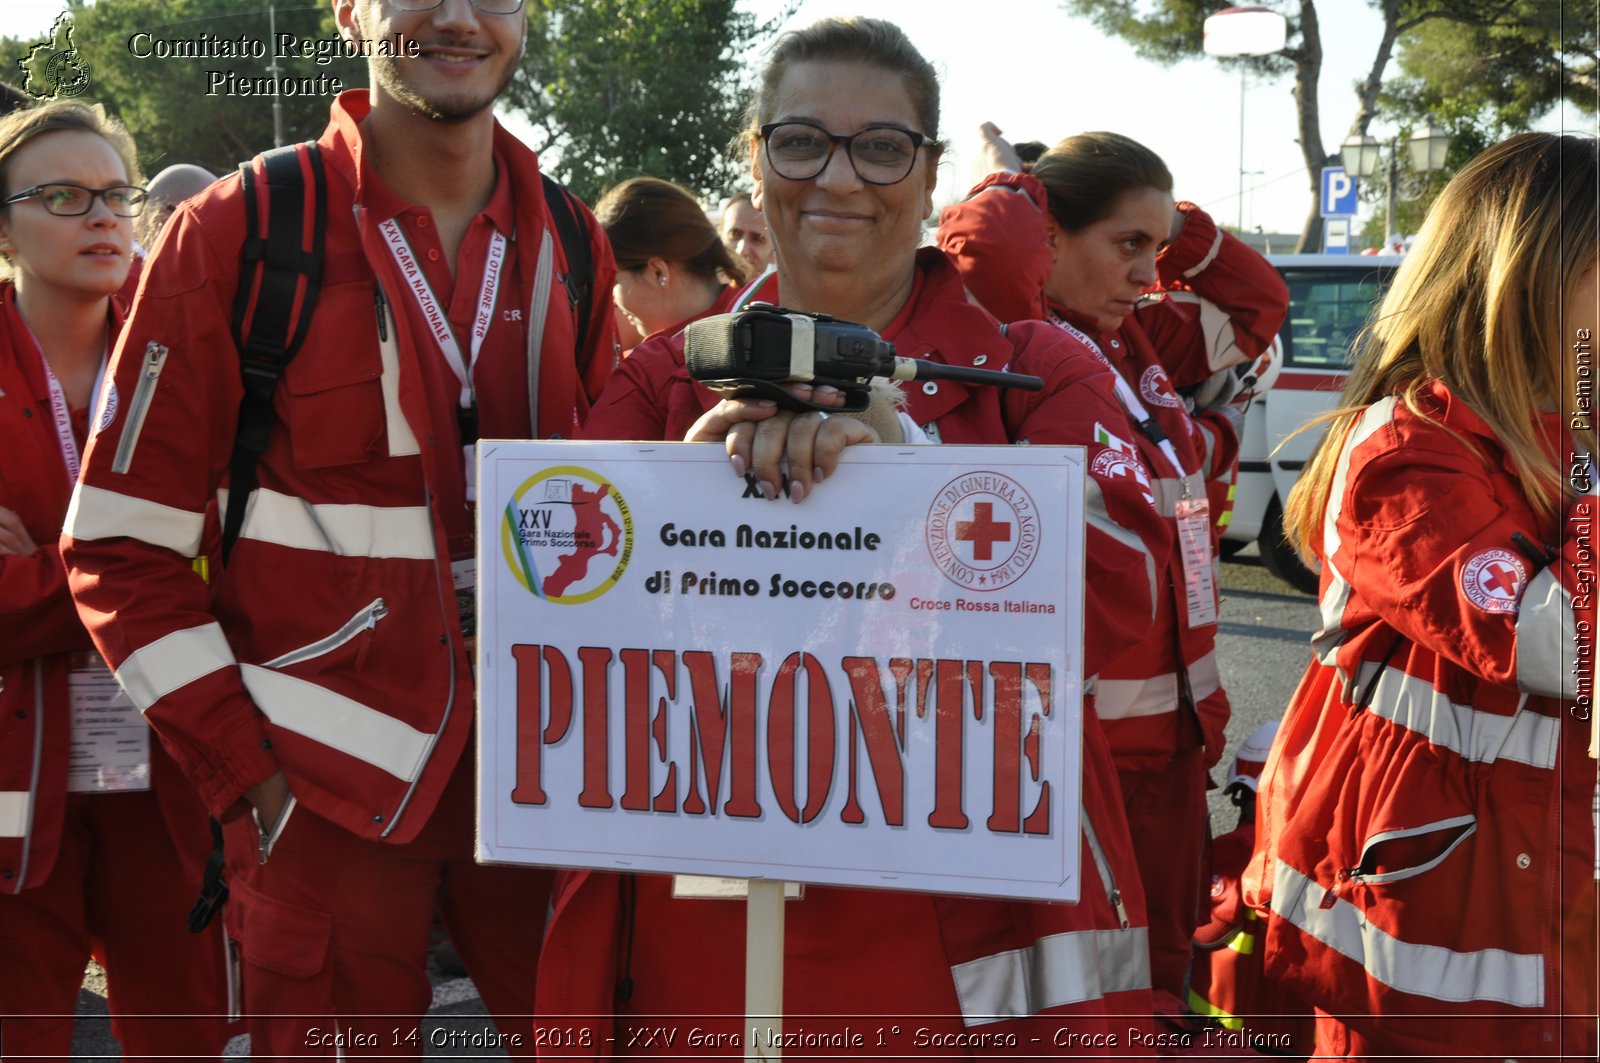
[547,17,1174,1052]
[0,102,231,1055]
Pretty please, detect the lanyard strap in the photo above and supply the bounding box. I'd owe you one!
[377,219,507,409]
[27,326,107,486]
[1052,317,1188,479]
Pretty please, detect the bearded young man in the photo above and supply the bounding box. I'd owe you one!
[61,1,615,1054]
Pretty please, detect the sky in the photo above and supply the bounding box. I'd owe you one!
[7,0,1595,240]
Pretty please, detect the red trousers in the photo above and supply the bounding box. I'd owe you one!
[0,788,233,1062]
[221,753,552,1061]
[1118,745,1209,998]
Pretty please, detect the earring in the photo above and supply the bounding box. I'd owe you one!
[657,275,667,287]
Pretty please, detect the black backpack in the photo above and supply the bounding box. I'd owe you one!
[220,141,596,563]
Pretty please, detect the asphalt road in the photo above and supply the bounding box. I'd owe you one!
[65,549,1323,1059]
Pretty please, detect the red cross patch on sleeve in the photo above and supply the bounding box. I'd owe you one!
[1461,548,1529,614]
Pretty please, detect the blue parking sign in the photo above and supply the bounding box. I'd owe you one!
[1321,166,1358,217]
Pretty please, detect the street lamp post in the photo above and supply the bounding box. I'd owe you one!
[1203,7,1287,232]
[1340,117,1452,250]
[268,3,285,147]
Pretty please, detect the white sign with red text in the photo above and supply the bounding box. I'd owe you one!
[475,442,1085,902]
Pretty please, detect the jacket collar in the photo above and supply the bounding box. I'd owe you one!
[319,89,521,236]
[1422,378,1572,477]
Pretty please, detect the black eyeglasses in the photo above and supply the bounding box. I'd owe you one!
[392,0,526,12]
[3,183,148,218]
[760,122,931,186]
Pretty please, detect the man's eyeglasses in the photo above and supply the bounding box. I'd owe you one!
[3,183,148,218]
[760,122,931,186]
[391,0,526,12]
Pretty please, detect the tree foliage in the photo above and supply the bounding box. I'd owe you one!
[3,0,786,204]
[1064,1,1594,250]
[3,1,349,176]
[1383,0,1596,133]
[508,0,784,203]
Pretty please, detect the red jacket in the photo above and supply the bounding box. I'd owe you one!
[0,286,213,893]
[0,284,102,889]
[938,175,1289,770]
[540,251,1171,1053]
[1250,383,1596,1057]
[60,91,616,845]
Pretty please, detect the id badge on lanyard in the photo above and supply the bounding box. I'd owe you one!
[1175,493,1218,629]
[34,342,144,792]
[1070,323,1220,631]
[378,219,507,502]
[68,651,151,793]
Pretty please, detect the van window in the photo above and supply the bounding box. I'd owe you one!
[1279,266,1394,371]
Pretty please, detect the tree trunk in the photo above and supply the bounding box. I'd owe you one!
[1297,0,1408,251]
[1293,0,1327,252]
[1350,0,1405,140]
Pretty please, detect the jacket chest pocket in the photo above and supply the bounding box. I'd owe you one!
[281,285,388,469]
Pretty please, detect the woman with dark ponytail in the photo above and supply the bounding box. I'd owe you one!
[595,176,747,349]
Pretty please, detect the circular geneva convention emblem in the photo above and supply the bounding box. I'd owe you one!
[1461,548,1526,615]
[501,466,633,604]
[926,471,1040,592]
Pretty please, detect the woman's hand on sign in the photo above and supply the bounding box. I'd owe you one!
[685,385,877,503]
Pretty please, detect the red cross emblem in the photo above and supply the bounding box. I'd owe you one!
[1461,549,1526,614]
[926,471,1040,592]
[1091,449,1155,507]
[956,502,1012,561]
[1482,563,1519,596]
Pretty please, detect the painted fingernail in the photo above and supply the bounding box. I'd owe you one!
[813,467,826,483]
[730,454,747,478]
[789,480,806,504]
[760,481,777,501]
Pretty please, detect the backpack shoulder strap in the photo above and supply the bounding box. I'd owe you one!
[540,173,594,371]
[223,141,326,562]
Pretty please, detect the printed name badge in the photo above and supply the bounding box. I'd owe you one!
[1175,497,1218,629]
[68,651,150,793]
[452,558,477,640]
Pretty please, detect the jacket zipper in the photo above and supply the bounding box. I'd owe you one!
[1081,806,1131,929]
[254,794,298,865]
[9,660,46,893]
[110,342,169,474]
[379,483,453,840]
[263,599,388,669]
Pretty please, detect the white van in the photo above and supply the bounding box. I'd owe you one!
[1225,254,1402,592]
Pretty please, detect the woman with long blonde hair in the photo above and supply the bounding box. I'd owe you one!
[1250,131,1598,1059]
